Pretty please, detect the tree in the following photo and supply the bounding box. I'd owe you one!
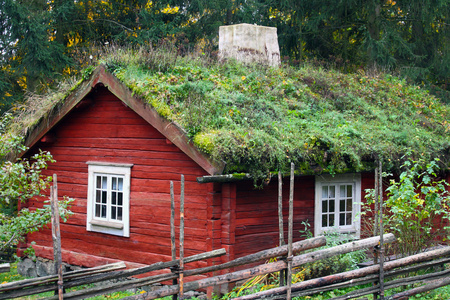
[0,114,72,252]
[1,0,448,112]
[2,0,72,93]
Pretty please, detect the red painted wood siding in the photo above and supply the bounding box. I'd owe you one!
[234,176,315,258]
[234,173,374,258]
[23,86,217,268]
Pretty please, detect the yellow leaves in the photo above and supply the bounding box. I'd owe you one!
[161,4,179,14]
[145,1,153,9]
[67,33,82,47]
[241,76,246,81]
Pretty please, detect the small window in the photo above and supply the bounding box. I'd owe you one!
[314,174,361,237]
[87,162,132,237]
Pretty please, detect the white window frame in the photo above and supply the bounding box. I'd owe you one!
[87,162,132,237]
[314,173,361,237]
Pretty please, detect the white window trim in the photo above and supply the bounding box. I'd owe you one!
[86,162,133,237]
[314,173,361,238]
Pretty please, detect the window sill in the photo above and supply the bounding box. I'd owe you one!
[90,219,124,229]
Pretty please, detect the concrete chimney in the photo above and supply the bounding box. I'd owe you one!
[219,23,281,66]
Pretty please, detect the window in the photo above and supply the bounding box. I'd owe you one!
[87,162,132,237]
[314,173,361,237]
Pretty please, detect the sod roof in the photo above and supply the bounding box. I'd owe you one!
[9,48,450,180]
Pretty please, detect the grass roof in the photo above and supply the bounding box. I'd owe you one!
[8,47,450,180]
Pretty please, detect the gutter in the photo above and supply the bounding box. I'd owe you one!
[196,173,252,183]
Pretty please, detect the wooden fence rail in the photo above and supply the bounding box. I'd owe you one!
[2,235,449,300]
[0,263,9,274]
[0,249,225,300]
[48,237,325,300]
[235,246,450,300]
[121,234,395,300]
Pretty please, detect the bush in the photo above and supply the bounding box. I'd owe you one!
[364,156,450,258]
[0,114,73,253]
[300,223,367,280]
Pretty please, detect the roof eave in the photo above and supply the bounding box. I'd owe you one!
[22,65,225,176]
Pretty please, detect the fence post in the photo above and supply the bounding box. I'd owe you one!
[378,160,385,299]
[170,181,178,300]
[50,174,63,300]
[179,175,185,298]
[373,166,379,300]
[286,163,294,300]
[278,171,285,287]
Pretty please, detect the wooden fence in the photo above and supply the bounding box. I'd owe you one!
[1,169,449,299]
[1,235,449,299]
[0,264,9,274]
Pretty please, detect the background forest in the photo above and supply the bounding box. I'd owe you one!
[0,0,449,111]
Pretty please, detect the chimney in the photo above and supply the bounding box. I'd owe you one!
[219,23,281,67]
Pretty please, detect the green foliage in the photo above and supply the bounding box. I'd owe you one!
[366,156,450,257]
[1,0,449,113]
[100,47,450,182]
[300,229,367,280]
[0,114,54,205]
[0,114,73,252]
[6,45,450,183]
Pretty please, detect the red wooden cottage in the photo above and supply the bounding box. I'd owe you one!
[15,65,360,270]
[17,58,450,273]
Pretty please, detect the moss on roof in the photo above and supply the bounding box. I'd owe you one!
[9,48,450,179]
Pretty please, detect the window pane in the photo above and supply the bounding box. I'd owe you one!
[111,206,116,220]
[329,214,335,226]
[118,178,123,191]
[347,199,352,211]
[117,207,123,221]
[101,205,107,218]
[95,190,101,203]
[96,176,101,189]
[95,204,101,217]
[322,200,328,213]
[322,214,327,227]
[329,200,335,212]
[112,192,116,205]
[112,177,117,190]
[346,212,352,225]
[340,199,345,211]
[340,213,345,226]
[347,185,352,197]
[101,191,107,203]
[102,176,107,189]
[322,186,328,199]
[329,186,335,198]
[340,185,346,198]
[118,193,123,206]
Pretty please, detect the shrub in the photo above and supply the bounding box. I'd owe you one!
[299,223,367,280]
[0,114,73,253]
[364,156,450,258]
